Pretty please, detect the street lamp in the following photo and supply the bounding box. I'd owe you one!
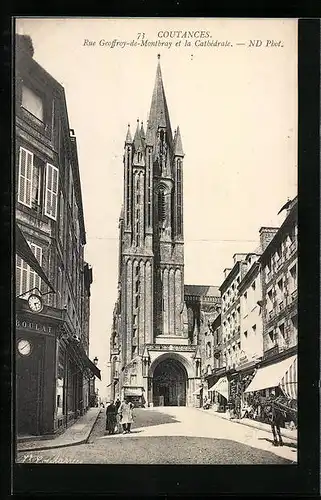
[90,356,99,407]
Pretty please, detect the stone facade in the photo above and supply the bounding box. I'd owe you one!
[15,35,97,436]
[260,200,298,360]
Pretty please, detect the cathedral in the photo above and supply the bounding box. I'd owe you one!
[110,56,220,407]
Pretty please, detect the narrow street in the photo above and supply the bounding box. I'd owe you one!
[17,407,297,464]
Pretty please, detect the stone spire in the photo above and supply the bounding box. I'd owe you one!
[145,55,173,148]
[173,126,184,156]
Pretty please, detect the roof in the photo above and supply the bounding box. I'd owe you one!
[146,56,173,148]
[184,285,220,298]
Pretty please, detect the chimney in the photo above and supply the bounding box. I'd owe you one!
[223,268,232,279]
[233,253,248,264]
[259,227,279,252]
[16,34,34,58]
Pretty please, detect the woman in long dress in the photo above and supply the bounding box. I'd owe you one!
[105,401,117,435]
[118,398,134,434]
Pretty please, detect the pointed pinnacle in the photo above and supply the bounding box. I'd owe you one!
[125,124,132,144]
[173,125,184,156]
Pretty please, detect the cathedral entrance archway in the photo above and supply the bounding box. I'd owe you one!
[152,358,187,407]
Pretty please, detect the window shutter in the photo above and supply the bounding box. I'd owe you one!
[29,242,43,293]
[45,163,59,220]
[18,147,33,207]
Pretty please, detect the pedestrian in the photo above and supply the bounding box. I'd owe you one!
[118,398,134,434]
[114,396,121,434]
[105,400,117,435]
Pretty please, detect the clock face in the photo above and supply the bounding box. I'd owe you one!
[17,339,31,356]
[28,294,43,313]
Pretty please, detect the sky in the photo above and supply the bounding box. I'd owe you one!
[16,18,298,399]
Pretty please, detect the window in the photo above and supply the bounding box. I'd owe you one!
[268,330,274,344]
[206,341,211,358]
[59,193,64,241]
[44,163,59,220]
[252,324,257,335]
[243,291,247,300]
[158,189,166,223]
[32,158,43,207]
[251,280,256,291]
[21,85,44,121]
[244,331,248,338]
[57,266,63,307]
[279,323,285,341]
[291,314,298,341]
[277,279,283,292]
[130,374,137,385]
[18,147,33,207]
[16,242,42,296]
[289,264,297,290]
[267,288,273,310]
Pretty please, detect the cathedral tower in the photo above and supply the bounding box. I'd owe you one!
[112,56,213,407]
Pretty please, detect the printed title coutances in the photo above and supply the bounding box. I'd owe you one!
[157,31,211,38]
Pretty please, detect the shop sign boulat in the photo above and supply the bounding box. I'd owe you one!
[16,317,56,334]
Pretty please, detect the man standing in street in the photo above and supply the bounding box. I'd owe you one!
[118,398,134,434]
[114,396,121,434]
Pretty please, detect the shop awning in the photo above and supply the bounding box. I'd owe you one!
[280,355,297,400]
[124,387,143,396]
[192,387,202,395]
[244,355,297,396]
[70,339,101,380]
[16,223,55,292]
[208,376,229,400]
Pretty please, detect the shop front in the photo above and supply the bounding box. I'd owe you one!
[244,353,297,400]
[123,387,144,407]
[16,300,100,437]
[208,376,229,412]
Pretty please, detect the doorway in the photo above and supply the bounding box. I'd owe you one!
[16,335,44,436]
[152,358,187,406]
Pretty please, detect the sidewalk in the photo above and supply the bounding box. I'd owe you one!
[17,408,101,453]
[199,408,297,443]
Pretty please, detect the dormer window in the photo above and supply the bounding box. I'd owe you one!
[22,85,44,122]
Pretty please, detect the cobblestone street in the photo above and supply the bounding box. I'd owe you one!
[17,407,297,464]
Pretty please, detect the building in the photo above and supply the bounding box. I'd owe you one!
[245,198,298,400]
[15,35,100,437]
[184,285,221,406]
[109,56,219,408]
[220,254,249,372]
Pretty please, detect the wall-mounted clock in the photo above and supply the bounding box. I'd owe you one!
[28,294,43,313]
[17,339,32,356]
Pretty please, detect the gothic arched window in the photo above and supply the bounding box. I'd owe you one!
[158,188,166,223]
